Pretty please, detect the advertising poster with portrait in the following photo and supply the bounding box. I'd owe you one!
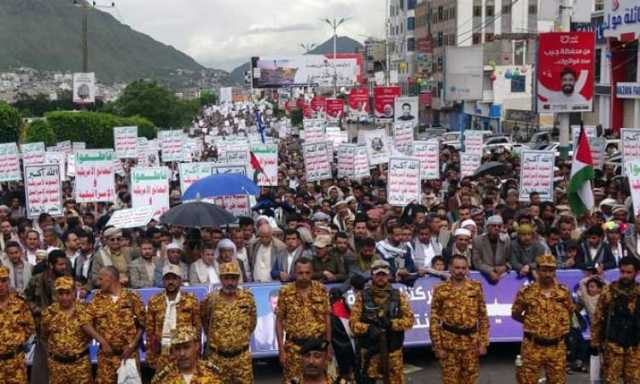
[348,88,369,113]
[537,32,595,113]
[373,86,401,120]
[394,96,419,128]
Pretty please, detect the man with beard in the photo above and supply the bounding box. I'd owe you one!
[276,258,331,383]
[539,66,590,106]
[350,215,370,253]
[511,254,573,384]
[591,256,640,383]
[430,255,489,383]
[202,262,256,384]
[146,264,201,372]
[0,266,34,384]
[350,260,414,384]
[375,223,416,284]
[151,326,222,384]
[293,339,332,384]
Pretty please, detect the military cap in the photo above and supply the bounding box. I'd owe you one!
[170,326,198,346]
[162,264,183,278]
[300,338,329,355]
[371,259,390,275]
[219,262,240,276]
[536,254,557,269]
[54,276,74,291]
[0,266,8,279]
[517,224,534,236]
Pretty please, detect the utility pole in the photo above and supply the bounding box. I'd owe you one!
[299,43,316,54]
[385,0,391,86]
[74,0,116,73]
[324,18,350,96]
[557,0,572,159]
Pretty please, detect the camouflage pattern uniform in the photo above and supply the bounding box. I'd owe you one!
[591,281,640,384]
[350,287,414,384]
[430,279,489,384]
[146,290,201,370]
[151,360,224,384]
[511,281,573,384]
[41,300,93,384]
[88,288,146,384]
[201,288,256,383]
[0,271,35,384]
[277,280,330,383]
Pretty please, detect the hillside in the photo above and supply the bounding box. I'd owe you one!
[229,36,364,84]
[0,0,206,83]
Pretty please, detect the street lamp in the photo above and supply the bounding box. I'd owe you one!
[299,43,316,54]
[323,17,350,96]
[72,0,116,72]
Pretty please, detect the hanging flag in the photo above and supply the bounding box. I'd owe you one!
[568,127,595,216]
[250,151,265,184]
[255,111,266,144]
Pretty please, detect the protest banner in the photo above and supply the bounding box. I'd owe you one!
[460,153,481,178]
[24,164,63,218]
[0,143,21,182]
[373,86,401,120]
[179,162,217,194]
[337,144,356,179]
[393,121,414,155]
[131,167,170,219]
[326,98,344,119]
[310,96,327,114]
[622,128,640,167]
[250,144,278,186]
[302,121,326,143]
[210,195,251,217]
[348,88,369,113]
[627,160,640,215]
[519,151,555,202]
[106,206,156,229]
[353,146,371,179]
[590,137,607,170]
[67,153,76,178]
[326,126,348,147]
[464,130,484,156]
[220,148,249,164]
[394,96,418,128]
[74,150,115,203]
[57,140,72,154]
[363,129,391,166]
[387,157,421,207]
[21,142,46,166]
[158,130,185,163]
[113,126,138,158]
[412,140,439,180]
[303,142,332,182]
[210,163,247,176]
[44,151,67,181]
[72,142,86,151]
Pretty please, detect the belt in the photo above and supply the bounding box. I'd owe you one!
[50,349,89,364]
[524,332,563,347]
[442,323,477,336]
[209,345,248,358]
[0,346,21,360]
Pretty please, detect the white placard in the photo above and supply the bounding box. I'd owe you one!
[24,164,63,218]
[628,160,640,216]
[106,206,156,229]
[72,72,96,104]
[460,153,481,178]
[131,167,170,219]
[353,146,371,179]
[57,140,72,155]
[519,151,555,202]
[210,195,251,217]
[393,121,414,155]
[303,122,326,143]
[387,157,421,207]
[74,150,115,203]
[158,130,185,163]
[21,142,46,166]
[303,142,332,182]
[44,152,67,181]
[412,140,440,180]
[622,128,640,171]
[179,162,217,194]
[337,144,356,179]
[0,143,21,182]
[326,126,349,147]
[464,130,484,156]
[394,96,418,128]
[250,144,278,186]
[114,126,138,159]
[364,129,391,166]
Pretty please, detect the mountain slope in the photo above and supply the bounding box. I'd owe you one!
[0,0,205,83]
[229,36,363,84]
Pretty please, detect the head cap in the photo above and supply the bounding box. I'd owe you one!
[103,227,122,239]
[170,326,198,346]
[371,259,390,275]
[486,215,504,226]
[300,338,330,355]
[536,254,557,269]
[0,266,9,279]
[313,235,332,249]
[54,276,74,291]
[218,262,240,276]
[162,264,183,278]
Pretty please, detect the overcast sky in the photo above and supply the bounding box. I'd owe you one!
[108,0,385,71]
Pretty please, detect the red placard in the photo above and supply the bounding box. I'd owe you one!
[326,98,344,118]
[348,88,369,113]
[419,92,432,108]
[537,32,595,113]
[310,96,327,113]
[374,86,401,119]
[303,103,314,118]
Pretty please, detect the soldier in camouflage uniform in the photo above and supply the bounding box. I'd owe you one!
[88,266,146,384]
[293,338,333,384]
[202,262,256,384]
[0,266,35,384]
[42,276,111,384]
[430,255,489,384]
[350,260,414,384]
[152,326,223,384]
[146,264,201,372]
[511,254,573,384]
[276,258,331,383]
[591,256,640,384]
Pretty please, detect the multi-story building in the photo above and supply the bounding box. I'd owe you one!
[388,0,417,92]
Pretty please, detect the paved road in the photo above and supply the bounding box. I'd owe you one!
[253,343,591,383]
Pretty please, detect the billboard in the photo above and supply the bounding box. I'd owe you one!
[373,86,401,120]
[444,46,483,101]
[251,54,362,88]
[537,32,595,113]
[348,88,369,113]
[326,98,344,119]
[603,0,640,40]
[310,96,327,113]
[72,72,96,104]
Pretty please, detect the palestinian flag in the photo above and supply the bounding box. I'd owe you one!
[250,151,264,184]
[568,127,594,216]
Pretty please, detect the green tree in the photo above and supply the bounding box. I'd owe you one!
[290,109,303,127]
[24,119,56,145]
[0,102,22,143]
[199,91,218,107]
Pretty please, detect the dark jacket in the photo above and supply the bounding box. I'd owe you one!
[576,240,616,271]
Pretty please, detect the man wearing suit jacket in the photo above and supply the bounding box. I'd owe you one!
[249,224,286,283]
[472,215,511,284]
[624,214,640,260]
[1,240,32,294]
[271,229,311,282]
[129,238,158,288]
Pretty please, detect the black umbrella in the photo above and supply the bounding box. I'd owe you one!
[473,161,508,178]
[159,201,237,228]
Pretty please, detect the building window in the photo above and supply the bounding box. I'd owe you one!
[473,33,481,45]
[450,6,456,19]
[528,4,537,14]
[407,0,416,10]
[486,5,494,16]
[438,6,443,21]
[485,33,495,42]
[437,32,443,47]
[407,38,416,52]
[449,34,456,45]
[473,5,482,17]
[595,48,601,83]
[511,75,526,93]
[595,0,604,11]
[502,5,511,14]
[407,17,415,31]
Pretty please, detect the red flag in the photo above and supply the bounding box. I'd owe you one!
[250,151,264,174]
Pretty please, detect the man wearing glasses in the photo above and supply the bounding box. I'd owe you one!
[90,227,133,288]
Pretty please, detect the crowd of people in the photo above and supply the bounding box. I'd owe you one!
[0,101,639,384]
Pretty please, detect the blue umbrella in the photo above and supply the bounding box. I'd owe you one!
[182,173,259,201]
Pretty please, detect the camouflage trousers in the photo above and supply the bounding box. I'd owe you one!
[95,351,139,384]
[0,353,27,384]
[361,348,405,384]
[209,348,253,384]
[602,343,640,384]
[48,356,92,384]
[282,342,303,384]
[516,338,566,384]
[438,348,480,384]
